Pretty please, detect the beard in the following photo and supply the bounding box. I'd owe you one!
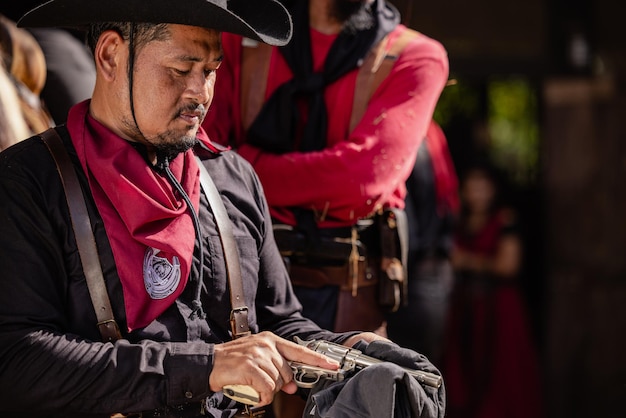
[329,0,375,33]
[124,103,205,163]
[151,132,198,162]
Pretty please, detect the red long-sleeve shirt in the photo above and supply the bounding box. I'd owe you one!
[203,25,449,227]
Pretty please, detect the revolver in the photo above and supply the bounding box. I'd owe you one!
[223,337,442,405]
[294,337,443,389]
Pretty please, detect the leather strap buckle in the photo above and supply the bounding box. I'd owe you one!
[98,319,123,343]
[230,306,251,338]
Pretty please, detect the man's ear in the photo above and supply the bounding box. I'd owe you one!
[94,30,125,82]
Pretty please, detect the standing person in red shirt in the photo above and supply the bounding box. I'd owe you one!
[203,0,449,335]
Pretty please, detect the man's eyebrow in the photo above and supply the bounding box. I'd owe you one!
[175,54,224,63]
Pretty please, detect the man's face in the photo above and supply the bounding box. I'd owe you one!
[120,24,223,158]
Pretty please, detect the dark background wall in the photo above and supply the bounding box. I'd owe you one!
[391,1,626,416]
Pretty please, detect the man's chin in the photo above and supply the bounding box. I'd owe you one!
[155,134,199,161]
[179,125,199,138]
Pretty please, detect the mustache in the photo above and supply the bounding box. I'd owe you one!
[176,103,207,120]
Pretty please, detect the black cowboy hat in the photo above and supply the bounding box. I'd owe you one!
[17,0,292,46]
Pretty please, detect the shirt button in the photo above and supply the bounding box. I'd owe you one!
[185,391,193,399]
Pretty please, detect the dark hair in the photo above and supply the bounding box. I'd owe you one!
[86,22,170,55]
[459,158,513,215]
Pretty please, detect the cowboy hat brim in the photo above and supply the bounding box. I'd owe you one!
[17,0,292,46]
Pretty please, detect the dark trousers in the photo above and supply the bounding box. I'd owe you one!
[386,254,453,365]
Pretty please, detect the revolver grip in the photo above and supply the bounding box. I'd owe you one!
[223,384,260,405]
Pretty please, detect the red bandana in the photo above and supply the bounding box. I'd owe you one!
[67,100,204,331]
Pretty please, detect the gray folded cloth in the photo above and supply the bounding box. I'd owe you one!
[302,340,445,418]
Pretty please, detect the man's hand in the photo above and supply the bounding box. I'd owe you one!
[209,331,339,406]
[342,331,389,349]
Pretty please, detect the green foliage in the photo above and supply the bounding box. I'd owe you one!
[433,74,540,186]
[433,78,481,126]
[487,76,539,185]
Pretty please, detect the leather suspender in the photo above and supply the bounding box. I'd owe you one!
[41,128,251,341]
[41,128,122,343]
[241,40,273,132]
[196,157,251,339]
[349,27,420,132]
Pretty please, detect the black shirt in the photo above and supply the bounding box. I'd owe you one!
[0,127,351,417]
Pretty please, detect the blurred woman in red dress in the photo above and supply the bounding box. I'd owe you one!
[442,162,543,418]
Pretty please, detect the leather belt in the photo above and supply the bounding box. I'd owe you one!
[288,259,378,291]
[273,221,379,267]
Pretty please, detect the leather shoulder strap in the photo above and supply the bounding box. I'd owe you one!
[40,128,122,343]
[196,157,251,339]
[240,39,273,132]
[349,27,421,132]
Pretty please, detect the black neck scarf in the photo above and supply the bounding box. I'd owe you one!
[246,0,400,154]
